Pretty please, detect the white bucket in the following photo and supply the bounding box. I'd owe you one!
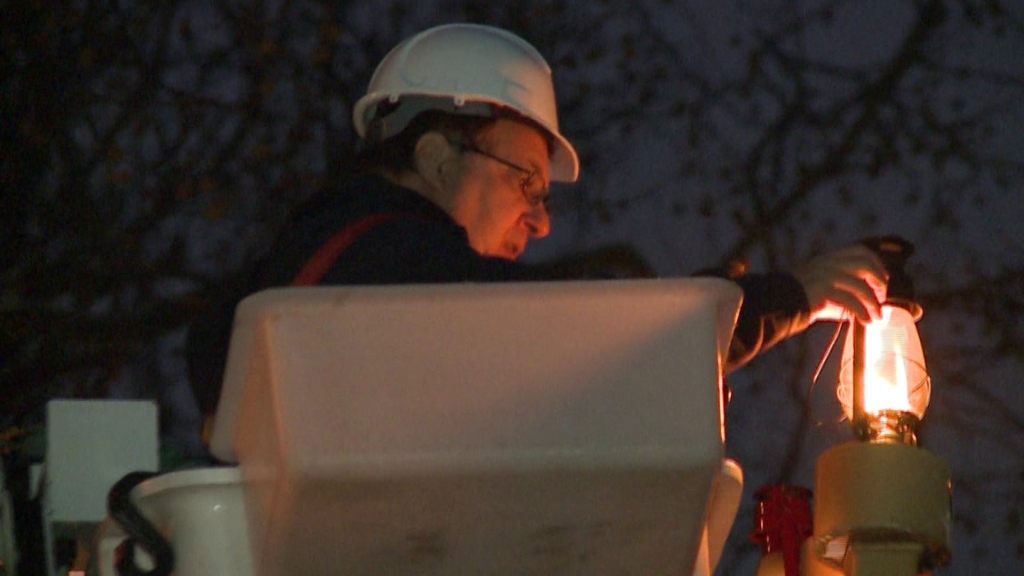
[97,466,253,576]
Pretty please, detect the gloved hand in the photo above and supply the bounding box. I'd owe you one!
[794,244,889,324]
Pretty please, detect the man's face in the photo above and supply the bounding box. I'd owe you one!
[445,119,552,260]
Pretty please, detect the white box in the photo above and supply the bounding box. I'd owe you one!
[210,279,742,575]
[45,399,159,523]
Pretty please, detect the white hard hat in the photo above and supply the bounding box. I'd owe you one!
[353,23,580,183]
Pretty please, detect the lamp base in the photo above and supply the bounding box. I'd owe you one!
[854,410,919,445]
[842,541,925,576]
[812,441,951,575]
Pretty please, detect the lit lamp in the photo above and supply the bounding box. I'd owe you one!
[807,237,952,576]
[838,256,929,445]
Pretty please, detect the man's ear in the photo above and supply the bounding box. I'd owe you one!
[414,132,454,190]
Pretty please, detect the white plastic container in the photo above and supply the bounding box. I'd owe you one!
[98,467,253,576]
[210,279,744,575]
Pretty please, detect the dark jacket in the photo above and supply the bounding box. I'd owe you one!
[187,174,810,415]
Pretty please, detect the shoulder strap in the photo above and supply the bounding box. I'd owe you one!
[291,213,408,286]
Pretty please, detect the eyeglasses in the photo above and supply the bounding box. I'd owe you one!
[452,141,550,209]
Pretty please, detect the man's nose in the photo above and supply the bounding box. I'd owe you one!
[523,203,551,238]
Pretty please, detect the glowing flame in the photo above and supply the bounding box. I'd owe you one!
[862,309,911,413]
[838,305,931,420]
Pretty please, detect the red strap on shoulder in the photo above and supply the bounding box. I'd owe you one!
[290,213,406,286]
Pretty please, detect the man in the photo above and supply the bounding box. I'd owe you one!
[187,23,887,421]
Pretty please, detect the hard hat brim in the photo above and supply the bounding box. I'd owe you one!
[354,92,579,183]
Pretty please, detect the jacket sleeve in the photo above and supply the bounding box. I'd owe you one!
[719,271,812,373]
[341,221,813,371]
[692,264,811,373]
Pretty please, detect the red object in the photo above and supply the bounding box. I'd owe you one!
[751,484,813,576]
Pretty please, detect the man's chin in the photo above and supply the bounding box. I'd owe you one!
[478,245,522,261]
[504,245,524,261]
[473,237,526,261]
